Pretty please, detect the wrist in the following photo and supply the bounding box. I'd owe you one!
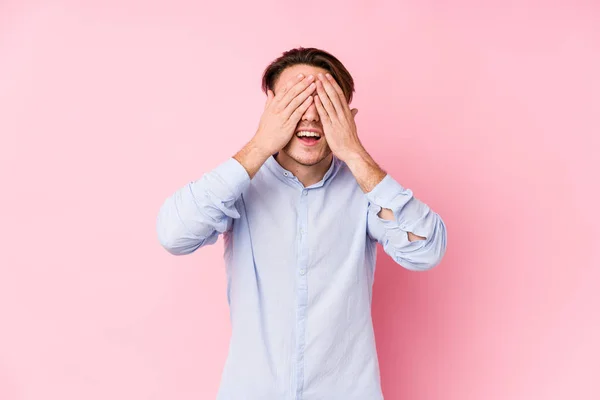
[246,138,273,160]
[233,140,272,179]
[338,145,368,164]
[342,148,387,193]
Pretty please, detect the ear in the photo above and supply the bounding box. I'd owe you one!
[351,108,358,118]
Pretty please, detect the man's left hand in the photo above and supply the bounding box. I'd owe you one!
[314,73,365,162]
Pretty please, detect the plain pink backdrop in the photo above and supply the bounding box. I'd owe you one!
[1,1,599,399]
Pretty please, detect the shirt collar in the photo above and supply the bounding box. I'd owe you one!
[265,153,341,189]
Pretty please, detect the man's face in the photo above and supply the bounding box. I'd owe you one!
[272,64,332,167]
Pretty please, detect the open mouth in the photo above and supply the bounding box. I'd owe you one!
[296,131,321,146]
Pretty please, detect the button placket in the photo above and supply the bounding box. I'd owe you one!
[294,185,309,396]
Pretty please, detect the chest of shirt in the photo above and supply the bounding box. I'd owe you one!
[235,173,369,266]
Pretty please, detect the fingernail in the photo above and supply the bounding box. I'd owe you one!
[308,75,314,81]
[326,73,332,79]
[297,73,304,78]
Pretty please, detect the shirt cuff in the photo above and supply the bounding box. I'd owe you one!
[365,174,431,235]
[365,174,411,209]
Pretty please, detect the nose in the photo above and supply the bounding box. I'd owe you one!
[301,95,320,122]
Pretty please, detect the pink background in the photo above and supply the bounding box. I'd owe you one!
[1,1,599,399]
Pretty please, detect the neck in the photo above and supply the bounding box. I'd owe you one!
[275,152,333,187]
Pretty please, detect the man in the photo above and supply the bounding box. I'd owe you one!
[157,47,447,400]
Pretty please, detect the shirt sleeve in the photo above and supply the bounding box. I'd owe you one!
[365,174,447,271]
[156,157,250,255]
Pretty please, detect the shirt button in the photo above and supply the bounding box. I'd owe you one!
[283,172,289,176]
[302,190,308,196]
[299,269,306,275]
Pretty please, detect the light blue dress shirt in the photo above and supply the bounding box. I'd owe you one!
[156,154,447,399]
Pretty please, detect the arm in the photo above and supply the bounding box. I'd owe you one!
[312,73,447,270]
[346,150,447,271]
[365,169,447,271]
[366,178,447,271]
[156,157,250,255]
[157,73,317,255]
[344,151,430,242]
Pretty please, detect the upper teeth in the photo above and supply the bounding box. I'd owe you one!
[297,131,320,138]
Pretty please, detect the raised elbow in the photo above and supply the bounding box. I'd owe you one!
[420,217,447,270]
[156,218,187,256]
[395,216,447,271]
[156,201,202,256]
[157,230,188,256]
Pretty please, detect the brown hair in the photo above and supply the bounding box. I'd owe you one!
[261,47,355,103]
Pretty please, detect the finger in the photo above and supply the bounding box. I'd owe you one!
[318,74,346,118]
[278,74,315,111]
[275,73,305,100]
[272,74,305,109]
[289,95,314,124]
[264,89,274,110]
[325,73,349,108]
[316,79,337,120]
[313,94,330,124]
[283,81,316,118]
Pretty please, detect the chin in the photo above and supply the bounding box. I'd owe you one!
[281,142,331,167]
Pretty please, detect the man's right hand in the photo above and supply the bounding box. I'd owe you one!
[252,73,316,155]
[233,73,316,178]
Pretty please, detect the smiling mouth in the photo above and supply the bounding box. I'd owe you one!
[296,138,320,148]
[296,130,321,140]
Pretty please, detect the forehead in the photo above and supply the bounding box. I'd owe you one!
[274,64,330,91]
